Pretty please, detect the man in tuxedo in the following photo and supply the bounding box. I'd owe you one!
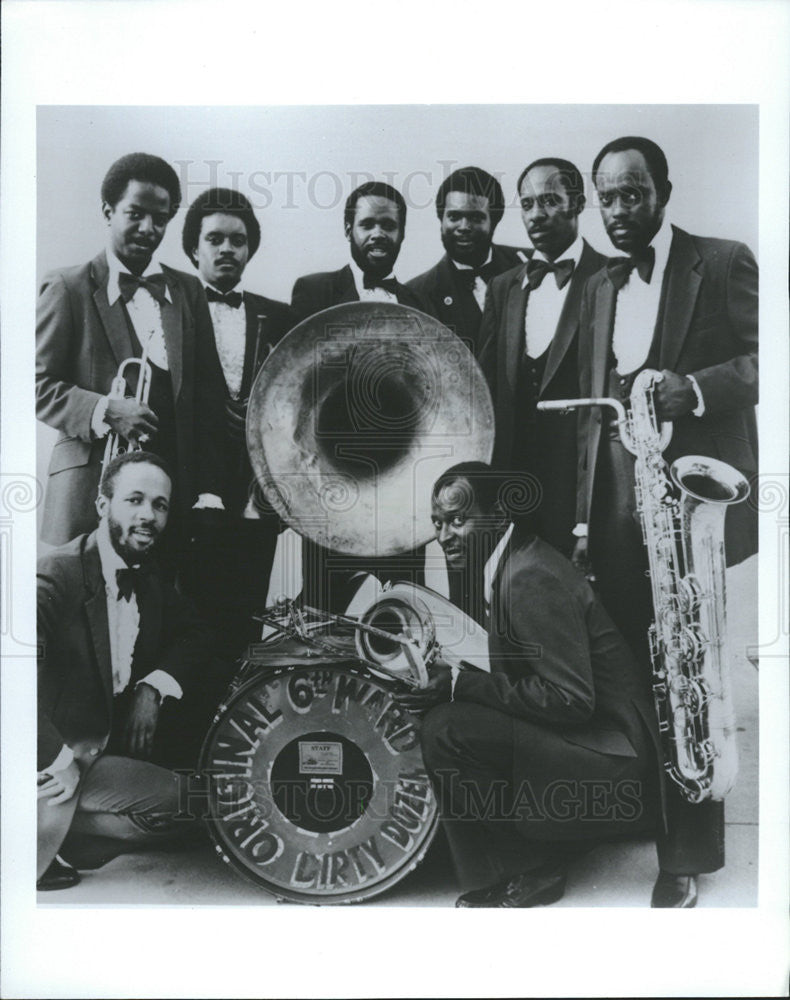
[37,452,210,891]
[406,166,525,355]
[181,187,294,655]
[291,181,429,613]
[478,158,606,557]
[401,464,661,907]
[291,180,429,322]
[36,152,227,563]
[574,136,758,906]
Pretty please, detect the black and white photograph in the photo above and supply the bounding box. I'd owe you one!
[2,2,789,998]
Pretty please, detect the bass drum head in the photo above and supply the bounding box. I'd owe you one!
[200,663,438,904]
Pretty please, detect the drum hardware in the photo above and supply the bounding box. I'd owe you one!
[252,598,431,688]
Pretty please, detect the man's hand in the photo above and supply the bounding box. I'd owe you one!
[654,370,697,420]
[124,683,161,759]
[37,760,81,806]
[105,397,160,442]
[572,537,596,582]
[394,664,452,716]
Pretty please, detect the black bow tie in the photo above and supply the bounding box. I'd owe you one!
[116,565,149,602]
[606,248,656,290]
[118,272,168,305]
[205,286,244,309]
[525,257,575,291]
[362,274,398,294]
[456,262,495,292]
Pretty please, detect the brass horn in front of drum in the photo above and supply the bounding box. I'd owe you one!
[246,301,495,557]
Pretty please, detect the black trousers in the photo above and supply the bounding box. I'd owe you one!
[590,432,725,875]
[420,702,658,892]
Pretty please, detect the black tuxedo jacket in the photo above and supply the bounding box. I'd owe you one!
[576,226,758,563]
[36,253,228,544]
[37,531,210,771]
[454,532,664,829]
[218,290,295,514]
[290,264,431,323]
[406,244,525,354]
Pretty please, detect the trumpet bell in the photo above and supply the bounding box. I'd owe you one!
[246,302,495,556]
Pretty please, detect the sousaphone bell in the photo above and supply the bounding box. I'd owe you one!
[246,301,495,556]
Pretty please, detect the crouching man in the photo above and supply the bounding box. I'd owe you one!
[37,451,210,890]
[398,463,662,907]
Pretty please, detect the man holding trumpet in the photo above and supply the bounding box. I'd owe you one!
[35,152,227,569]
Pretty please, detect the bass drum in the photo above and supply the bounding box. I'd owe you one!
[200,660,438,904]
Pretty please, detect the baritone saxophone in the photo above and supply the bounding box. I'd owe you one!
[538,369,750,802]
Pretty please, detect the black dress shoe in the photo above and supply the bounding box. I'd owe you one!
[37,856,81,892]
[651,870,698,908]
[456,867,567,908]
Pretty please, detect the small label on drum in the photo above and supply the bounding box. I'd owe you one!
[299,741,343,774]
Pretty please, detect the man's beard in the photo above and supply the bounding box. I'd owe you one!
[108,514,158,566]
[442,230,490,268]
[349,237,398,278]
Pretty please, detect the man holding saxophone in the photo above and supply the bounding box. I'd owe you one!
[35,152,228,569]
[571,137,758,906]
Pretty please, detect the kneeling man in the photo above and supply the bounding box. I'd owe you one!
[37,451,210,890]
[401,463,662,907]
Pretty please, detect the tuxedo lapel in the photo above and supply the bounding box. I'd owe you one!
[541,241,599,393]
[658,228,702,372]
[160,268,184,401]
[81,536,113,713]
[504,268,529,394]
[439,255,477,322]
[592,278,616,397]
[335,265,360,304]
[90,254,135,366]
[241,293,270,398]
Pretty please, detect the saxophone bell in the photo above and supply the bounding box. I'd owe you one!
[670,455,750,508]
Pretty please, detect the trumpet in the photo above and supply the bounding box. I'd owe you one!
[100,332,154,474]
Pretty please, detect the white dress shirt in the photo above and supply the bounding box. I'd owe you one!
[611,221,673,374]
[349,258,399,304]
[203,280,247,400]
[105,250,171,368]
[455,249,493,312]
[450,523,514,698]
[523,235,584,359]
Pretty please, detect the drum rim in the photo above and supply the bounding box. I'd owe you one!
[199,659,439,905]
